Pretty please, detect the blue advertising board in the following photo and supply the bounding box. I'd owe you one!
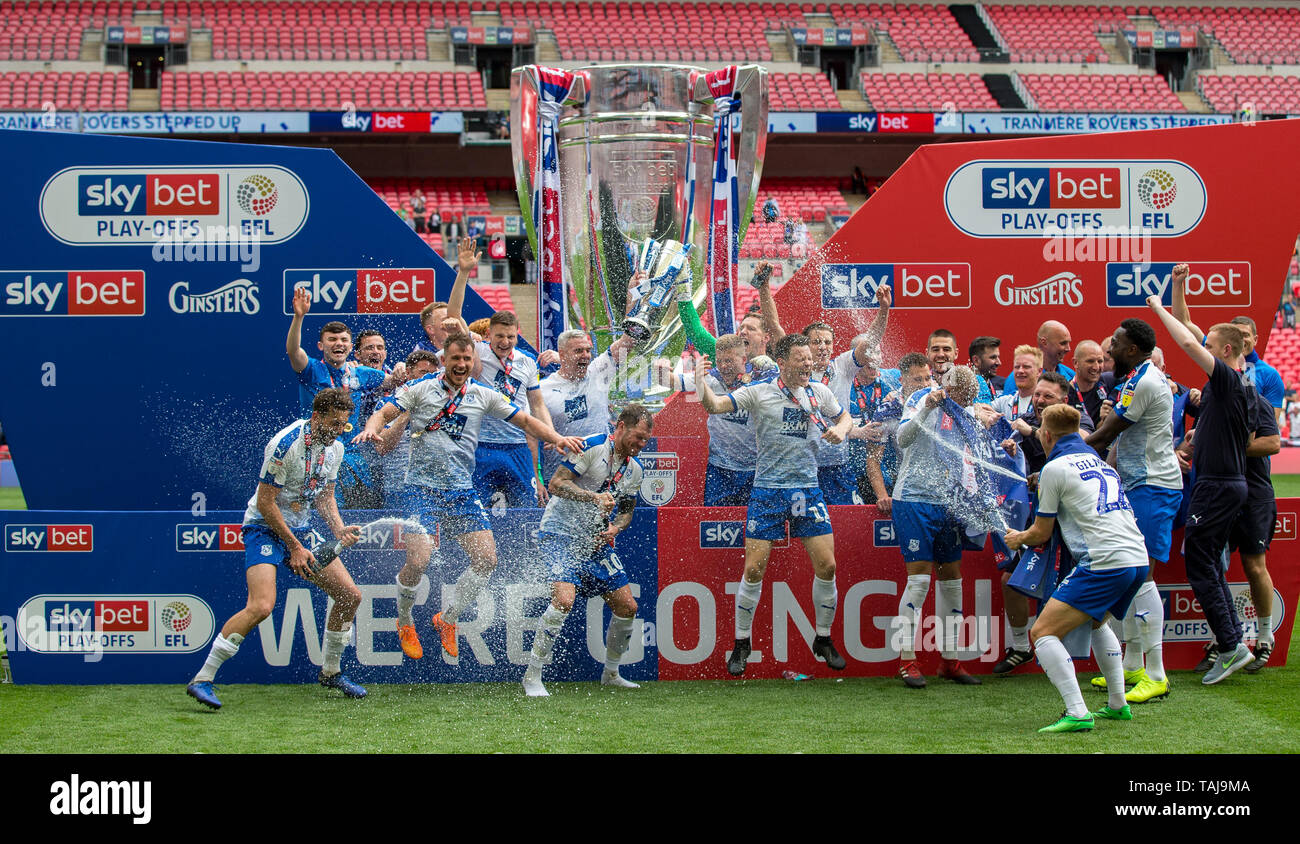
[0,129,500,510]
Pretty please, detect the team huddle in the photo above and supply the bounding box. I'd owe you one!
[185,248,1281,733]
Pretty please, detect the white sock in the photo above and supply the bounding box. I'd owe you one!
[1134,581,1165,682]
[396,576,418,627]
[1011,623,1030,652]
[735,578,763,639]
[1122,604,1144,672]
[604,615,636,673]
[936,579,963,660]
[528,604,568,669]
[192,632,242,683]
[443,567,490,624]
[1036,634,1087,718]
[812,574,837,637]
[323,625,351,676]
[1092,625,1128,711]
[895,574,930,661]
[1258,615,1274,646]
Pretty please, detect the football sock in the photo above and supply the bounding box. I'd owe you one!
[936,579,963,660]
[735,578,763,639]
[1258,615,1274,647]
[528,604,568,668]
[1036,634,1087,719]
[1122,605,1144,672]
[193,632,242,683]
[1011,623,1030,652]
[396,575,419,628]
[443,567,490,624]
[604,614,636,672]
[1092,625,1128,711]
[1134,581,1165,682]
[812,574,837,637]
[322,625,351,676]
[896,574,930,661]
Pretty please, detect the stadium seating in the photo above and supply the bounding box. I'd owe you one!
[0,0,100,61]
[1018,72,1184,112]
[473,284,514,312]
[770,72,840,111]
[983,3,1129,64]
[859,71,997,111]
[1153,4,1300,65]
[1196,74,1300,115]
[160,70,487,110]
[366,177,493,222]
[837,3,980,63]
[0,70,128,110]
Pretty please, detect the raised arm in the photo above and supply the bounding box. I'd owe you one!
[676,297,717,359]
[854,283,892,364]
[1169,262,1205,344]
[445,237,482,324]
[691,355,738,415]
[353,401,403,444]
[755,263,786,342]
[511,409,585,457]
[1148,293,1216,376]
[286,286,312,373]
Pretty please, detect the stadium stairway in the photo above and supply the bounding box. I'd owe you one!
[983,73,1025,110]
[949,3,1003,61]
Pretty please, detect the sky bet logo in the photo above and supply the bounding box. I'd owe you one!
[873,520,899,547]
[0,271,145,316]
[5,524,94,552]
[700,521,745,549]
[174,524,245,552]
[79,173,220,216]
[47,600,150,632]
[821,263,970,310]
[284,269,438,315]
[1106,262,1250,308]
[983,167,1121,209]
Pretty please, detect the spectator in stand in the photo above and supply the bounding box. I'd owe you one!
[991,344,1040,422]
[968,336,1004,394]
[411,189,427,234]
[1071,341,1108,427]
[851,165,868,195]
[397,207,416,230]
[782,217,796,246]
[446,217,461,254]
[1283,298,1295,330]
[430,208,443,236]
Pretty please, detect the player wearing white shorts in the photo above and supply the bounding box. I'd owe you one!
[1006,404,1149,733]
[186,388,366,709]
[354,334,584,662]
[538,328,636,481]
[1085,318,1182,704]
[694,334,853,677]
[522,405,653,697]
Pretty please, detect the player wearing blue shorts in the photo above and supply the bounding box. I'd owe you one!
[355,334,585,662]
[1006,404,1149,733]
[694,334,853,677]
[186,389,366,710]
[1086,318,1182,703]
[522,405,653,696]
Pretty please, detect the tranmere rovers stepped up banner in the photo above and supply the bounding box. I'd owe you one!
[1,122,1299,683]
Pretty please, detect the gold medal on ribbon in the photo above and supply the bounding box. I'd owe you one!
[290,501,303,512]
[343,423,354,432]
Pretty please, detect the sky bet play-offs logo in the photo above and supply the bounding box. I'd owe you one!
[39,165,308,246]
[15,594,215,655]
[1106,262,1251,308]
[0,270,145,317]
[285,269,438,315]
[943,159,1206,238]
[820,263,971,310]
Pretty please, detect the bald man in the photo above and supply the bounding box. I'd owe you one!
[1071,341,1108,426]
[1000,321,1075,397]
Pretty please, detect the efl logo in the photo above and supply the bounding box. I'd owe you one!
[1105,262,1250,308]
[174,524,245,552]
[5,524,94,552]
[78,173,220,216]
[1275,512,1296,542]
[873,519,899,547]
[820,263,970,310]
[982,167,1121,209]
[0,271,145,317]
[700,521,745,549]
[284,269,437,315]
[44,600,151,633]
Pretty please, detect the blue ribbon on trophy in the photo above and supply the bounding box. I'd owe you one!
[623,237,694,345]
[693,66,742,336]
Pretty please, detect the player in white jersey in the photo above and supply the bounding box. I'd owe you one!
[694,334,854,676]
[186,389,366,709]
[355,335,585,662]
[538,328,636,481]
[523,405,654,696]
[1006,404,1149,732]
[1085,318,1182,704]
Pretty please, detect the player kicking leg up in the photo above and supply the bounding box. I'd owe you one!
[523,407,653,695]
[187,389,366,709]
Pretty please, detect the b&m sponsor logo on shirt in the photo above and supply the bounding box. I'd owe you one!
[174,523,245,552]
[0,270,145,316]
[779,407,810,437]
[820,263,970,309]
[943,159,1206,238]
[284,268,437,315]
[5,524,94,552]
[40,165,308,246]
[1105,261,1251,308]
[16,594,215,654]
